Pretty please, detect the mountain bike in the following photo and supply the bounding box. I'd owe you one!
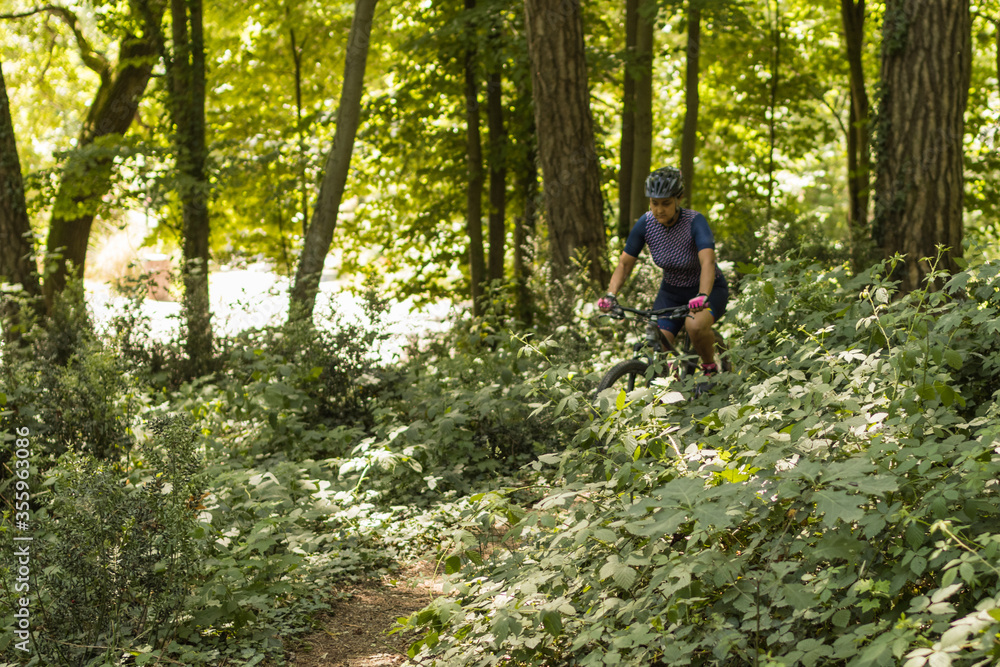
[595,303,731,398]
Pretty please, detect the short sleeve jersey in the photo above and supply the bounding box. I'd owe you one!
[624,208,723,287]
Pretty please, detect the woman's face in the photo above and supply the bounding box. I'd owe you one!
[649,197,678,226]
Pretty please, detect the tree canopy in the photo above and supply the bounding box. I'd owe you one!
[0,0,998,316]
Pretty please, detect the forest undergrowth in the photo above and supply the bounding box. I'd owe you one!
[2,255,1000,666]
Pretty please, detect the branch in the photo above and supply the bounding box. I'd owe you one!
[0,4,60,20]
[0,4,110,77]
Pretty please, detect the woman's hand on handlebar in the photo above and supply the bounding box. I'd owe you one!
[597,293,618,312]
[688,293,708,312]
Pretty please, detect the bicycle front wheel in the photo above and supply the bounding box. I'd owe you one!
[596,358,651,394]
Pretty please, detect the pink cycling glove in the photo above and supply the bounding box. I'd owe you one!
[688,294,708,311]
[597,294,617,311]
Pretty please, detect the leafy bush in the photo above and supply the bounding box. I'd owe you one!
[0,417,204,666]
[332,323,592,505]
[1,283,140,461]
[402,257,1000,666]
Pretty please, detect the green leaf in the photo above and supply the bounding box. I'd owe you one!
[612,564,636,590]
[444,555,462,575]
[616,389,626,411]
[910,555,928,576]
[540,610,562,637]
[812,533,865,561]
[782,583,815,610]
[814,489,865,527]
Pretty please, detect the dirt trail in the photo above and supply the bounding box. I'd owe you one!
[287,562,443,667]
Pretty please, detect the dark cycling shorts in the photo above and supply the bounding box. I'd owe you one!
[653,277,729,335]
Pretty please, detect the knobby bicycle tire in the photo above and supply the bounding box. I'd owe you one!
[596,331,732,400]
[596,358,651,394]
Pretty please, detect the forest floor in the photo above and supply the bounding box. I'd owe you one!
[287,560,444,667]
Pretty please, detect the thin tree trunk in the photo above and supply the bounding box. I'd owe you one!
[841,0,870,271]
[0,60,41,342]
[767,0,781,224]
[681,5,701,209]
[514,125,537,327]
[463,0,487,314]
[875,0,971,292]
[629,0,655,223]
[168,0,212,372]
[288,22,310,237]
[289,0,378,321]
[618,0,638,239]
[487,30,506,284]
[43,0,165,308]
[523,0,608,285]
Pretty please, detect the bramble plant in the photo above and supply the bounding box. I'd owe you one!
[400,255,1000,667]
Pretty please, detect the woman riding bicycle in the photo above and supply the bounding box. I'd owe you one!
[598,166,729,376]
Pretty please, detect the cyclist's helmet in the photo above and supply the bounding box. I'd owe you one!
[644,167,684,199]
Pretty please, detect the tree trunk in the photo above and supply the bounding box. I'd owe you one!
[841,0,870,271]
[523,0,608,285]
[628,0,655,223]
[874,0,971,293]
[0,60,41,342]
[487,31,507,284]
[289,0,378,321]
[618,0,638,239]
[168,0,212,372]
[42,1,165,309]
[514,124,538,326]
[462,0,487,315]
[288,22,310,238]
[766,0,781,225]
[681,5,701,209]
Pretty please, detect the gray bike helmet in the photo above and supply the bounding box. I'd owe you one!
[644,167,684,199]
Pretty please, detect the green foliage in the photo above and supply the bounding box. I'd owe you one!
[401,258,1000,666]
[156,290,392,462]
[0,417,204,666]
[0,282,140,461]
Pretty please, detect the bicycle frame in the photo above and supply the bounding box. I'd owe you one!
[605,304,699,377]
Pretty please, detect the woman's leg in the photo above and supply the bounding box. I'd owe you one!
[685,309,717,365]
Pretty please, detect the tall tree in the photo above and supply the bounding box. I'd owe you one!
[766,0,782,224]
[628,0,656,224]
[617,0,639,239]
[287,13,310,238]
[289,0,378,321]
[681,3,702,209]
[40,0,165,308]
[486,25,507,285]
[0,59,41,342]
[165,0,212,370]
[463,0,487,315]
[523,0,608,285]
[874,0,972,292]
[841,0,871,270]
[514,125,537,326]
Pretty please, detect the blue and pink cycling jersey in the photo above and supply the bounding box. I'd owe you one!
[624,208,729,333]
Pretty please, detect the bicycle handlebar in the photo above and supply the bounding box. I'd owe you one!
[604,303,691,321]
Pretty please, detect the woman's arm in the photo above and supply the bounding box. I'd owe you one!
[607,252,639,295]
[697,248,716,296]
